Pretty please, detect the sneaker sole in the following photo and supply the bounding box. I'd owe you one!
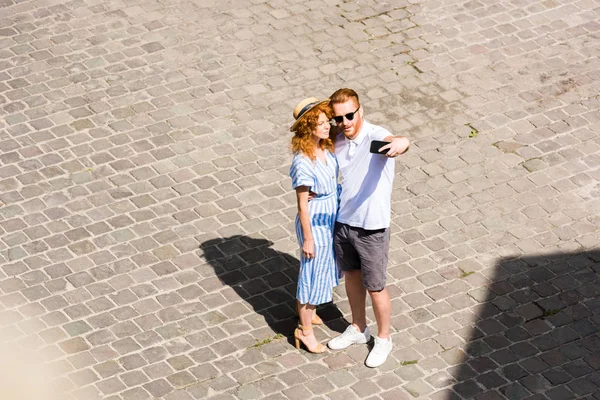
[365,354,390,368]
[365,360,385,368]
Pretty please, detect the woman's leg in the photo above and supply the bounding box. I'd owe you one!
[297,301,321,349]
[297,301,322,324]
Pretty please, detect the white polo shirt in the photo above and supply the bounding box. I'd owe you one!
[334,120,395,230]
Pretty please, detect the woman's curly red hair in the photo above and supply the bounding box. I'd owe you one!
[290,103,334,160]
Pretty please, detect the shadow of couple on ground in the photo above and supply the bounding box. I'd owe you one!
[199,235,347,345]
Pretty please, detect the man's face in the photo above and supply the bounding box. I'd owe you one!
[332,98,362,140]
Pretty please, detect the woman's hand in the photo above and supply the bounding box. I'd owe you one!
[296,187,315,259]
[302,238,315,259]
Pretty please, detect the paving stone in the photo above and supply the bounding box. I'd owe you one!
[563,359,593,378]
[521,357,550,374]
[545,385,576,400]
[326,388,360,400]
[143,378,174,398]
[60,337,90,354]
[351,379,381,398]
[520,374,553,394]
[567,376,600,396]
[454,379,484,397]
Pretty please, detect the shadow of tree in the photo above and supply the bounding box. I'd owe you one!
[444,250,600,399]
[199,235,345,341]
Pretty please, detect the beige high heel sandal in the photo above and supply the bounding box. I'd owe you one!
[294,325,326,354]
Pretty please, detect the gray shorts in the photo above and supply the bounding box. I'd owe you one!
[333,222,390,292]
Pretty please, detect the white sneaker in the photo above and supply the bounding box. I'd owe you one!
[365,336,393,368]
[328,325,371,350]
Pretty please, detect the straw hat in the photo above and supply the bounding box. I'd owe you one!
[290,97,330,131]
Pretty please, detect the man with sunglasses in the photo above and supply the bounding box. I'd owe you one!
[327,88,410,368]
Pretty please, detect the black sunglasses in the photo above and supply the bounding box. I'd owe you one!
[333,106,360,124]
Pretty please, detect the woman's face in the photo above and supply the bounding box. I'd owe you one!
[312,112,331,140]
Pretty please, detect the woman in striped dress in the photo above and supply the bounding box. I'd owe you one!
[289,97,340,353]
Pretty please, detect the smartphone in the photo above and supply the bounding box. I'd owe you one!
[369,140,389,154]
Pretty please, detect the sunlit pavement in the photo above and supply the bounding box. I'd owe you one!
[0,0,599,399]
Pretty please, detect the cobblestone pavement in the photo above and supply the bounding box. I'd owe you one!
[1,0,599,399]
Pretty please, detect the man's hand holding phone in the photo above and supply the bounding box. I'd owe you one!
[369,140,389,155]
[370,137,410,157]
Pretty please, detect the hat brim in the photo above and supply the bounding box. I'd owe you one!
[290,99,330,131]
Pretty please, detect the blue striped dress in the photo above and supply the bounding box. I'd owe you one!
[290,150,341,305]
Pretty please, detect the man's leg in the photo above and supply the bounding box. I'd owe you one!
[356,227,391,339]
[356,227,392,368]
[333,222,367,330]
[365,288,393,367]
[369,288,391,339]
[345,270,367,331]
[328,224,371,350]
[328,271,371,349]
